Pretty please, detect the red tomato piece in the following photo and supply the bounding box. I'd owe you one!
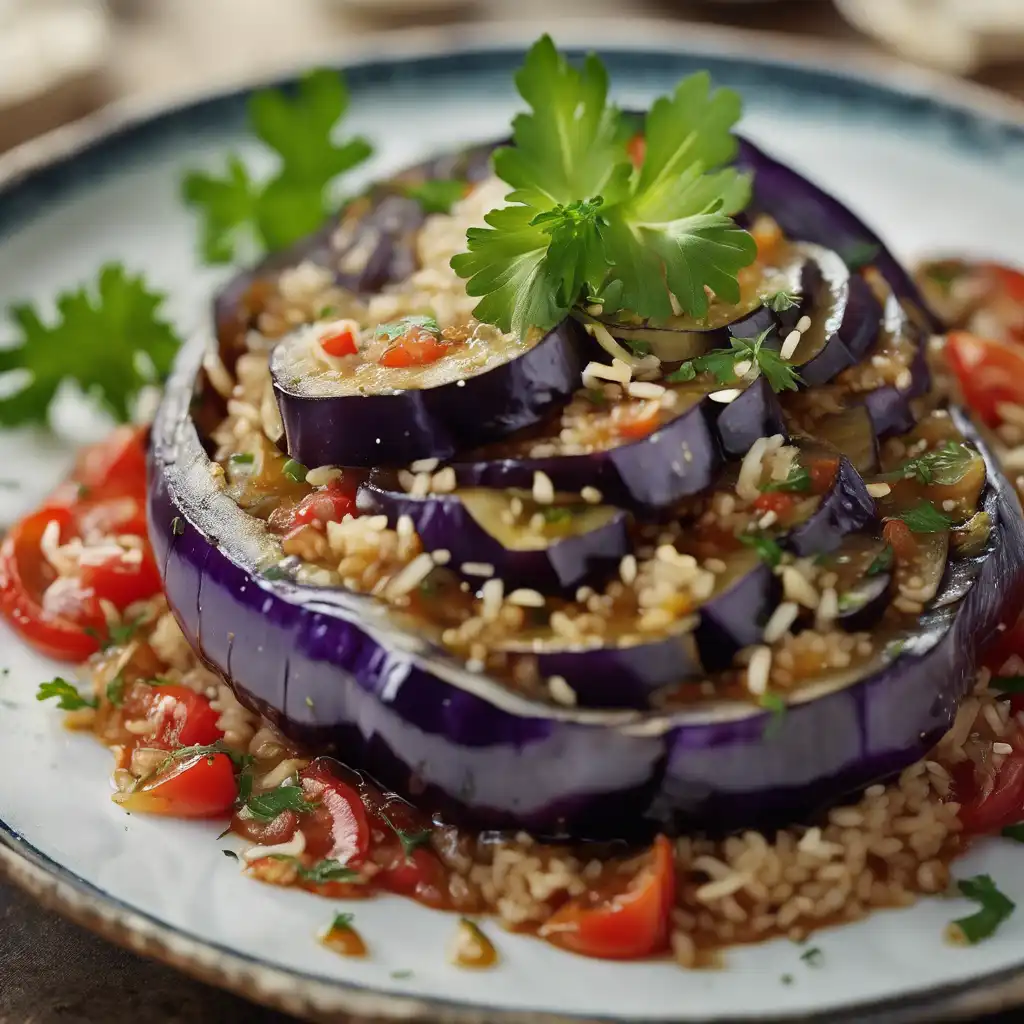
[80,551,162,611]
[126,684,224,750]
[539,835,676,960]
[76,496,149,540]
[882,518,917,560]
[808,458,839,494]
[627,133,646,168]
[753,492,796,517]
[0,504,106,661]
[945,331,1024,427]
[377,846,447,902]
[987,262,1024,306]
[118,752,237,818]
[72,426,149,501]
[618,406,660,440]
[379,326,448,368]
[268,480,357,534]
[299,760,371,864]
[320,328,358,358]
[955,750,1024,836]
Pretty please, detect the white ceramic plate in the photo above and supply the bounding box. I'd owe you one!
[2,19,1024,1024]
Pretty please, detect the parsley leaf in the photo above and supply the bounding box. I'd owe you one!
[374,315,440,343]
[329,911,355,931]
[0,264,180,426]
[892,502,952,534]
[36,678,97,712]
[947,875,1015,945]
[761,463,811,494]
[886,441,975,487]
[269,855,362,884]
[673,328,801,394]
[403,178,467,215]
[452,37,755,337]
[842,241,881,271]
[800,946,824,967]
[763,289,799,312]
[183,69,373,262]
[105,676,126,708]
[760,691,787,739]
[244,785,318,822]
[866,545,894,577]
[738,532,783,568]
[380,812,433,858]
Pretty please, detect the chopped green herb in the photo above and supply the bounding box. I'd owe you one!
[329,911,355,932]
[171,516,185,537]
[842,241,881,271]
[760,691,787,739]
[244,785,318,822]
[584,387,609,405]
[800,946,823,967]
[269,855,363,884]
[836,591,865,614]
[390,969,414,980]
[374,315,440,343]
[223,849,240,861]
[0,264,181,427]
[763,289,799,312]
[886,441,975,487]
[77,483,91,500]
[282,459,308,483]
[885,639,906,659]
[761,463,811,493]
[674,328,802,394]
[541,506,573,525]
[780,974,794,986]
[36,678,97,712]
[665,362,697,383]
[738,532,783,568]
[105,675,126,708]
[230,453,255,465]
[451,36,755,338]
[182,69,373,262]
[994,676,1024,695]
[403,178,468,215]
[319,305,337,319]
[305,696,315,709]
[866,545,894,577]
[947,875,1015,945]
[381,812,433,858]
[923,262,963,294]
[892,502,952,534]
[262,565,289,581]
[143,740,253,786]
[91,616,144,652]
[1001,824,1024,843]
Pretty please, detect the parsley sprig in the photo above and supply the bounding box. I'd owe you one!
[183,69,373,263]
[269,855,363,884]
[451,36,756,339]
[891,502,953,534]
[761,463,811,494]
[0,265,180,427]
[946,875,1015,945]
[667,328,802,393]
[36,678,97,712]
[244,785,319,822]
[883,441,975,487]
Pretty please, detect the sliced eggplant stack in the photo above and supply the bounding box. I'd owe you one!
[357,473,630,596]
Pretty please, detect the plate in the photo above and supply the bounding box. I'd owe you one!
[2,19,1024,1024]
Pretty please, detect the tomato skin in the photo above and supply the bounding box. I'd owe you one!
[945,331,1024,427]
[118,752,237,818]
[955,750,1024,835]
[753,492,796,517]
[379,327,448,368]
[299,760,371,864]
[268,480,357,534]
[0,505,106,660]
[321,328,358,357]
[619,407,660,440]
[80,551,162,610]
[539,835,676,960]
[988,263,1024,306]
[808,458,839,495]
[882,518,917,560]
[627,133,646,168]
[376,845,447,903]
[73,426,149,501]
[124,684,223,750]
[76,497,149,540]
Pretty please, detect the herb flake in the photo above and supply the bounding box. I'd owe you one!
[738,531,783,568]
[947,875,1015,945]
[36,678,97,711]
[244,785,318,822]
[892,502,952,534]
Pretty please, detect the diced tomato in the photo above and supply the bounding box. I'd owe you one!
[320,328,358,358]
[618,406,660,440]
[882,517,917,560]
[627,133,646,168]
[945,330,1024,427]
[987,262,1024,306]
[268,479,357,534]
[299,760,371,865]
[71,426,149,502]
[753,492,796,517]
[808,458,839,494]
[233,809,300,848]
[379,326,449,368]
[539,835,675,960]
[118,752,237,818]
[76,496,149,540]
[955,745,1024,836]
[80,550,162,610]
[0,504,107,660]
[377,846,447,903]
[124,684,223,750]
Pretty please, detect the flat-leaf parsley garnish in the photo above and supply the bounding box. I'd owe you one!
[0,264,180,427]
[380,811,433,858]
[891,502,953,534]
[36,678,97,712]
[403,178,467,215]
[762,288,799,312]
[268,855,363,884]
[183,69,373,262]
[946,875,1015,945]
[761,463,811,494]
[451,35,756,339]
[667,328,801,394]
[244,785,319,822]
[737,532,783,567]
[884,441,975,487]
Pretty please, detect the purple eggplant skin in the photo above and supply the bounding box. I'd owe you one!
[837,572,892,633]
[695,560,781,672]
[214,142,498,361]
[786,456,877,558]
[736,138,941,334]
[711,377,786,457]
[151,330,1024,837]
[272,317,592,468]
[356,474,629,596]
[454,397,722,515]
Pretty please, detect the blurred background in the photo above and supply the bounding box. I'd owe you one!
[2,0,1024,156]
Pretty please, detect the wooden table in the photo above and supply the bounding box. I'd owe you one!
[1,2,1022,1021]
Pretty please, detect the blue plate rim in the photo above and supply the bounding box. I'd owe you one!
[1,18,1024,1024]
